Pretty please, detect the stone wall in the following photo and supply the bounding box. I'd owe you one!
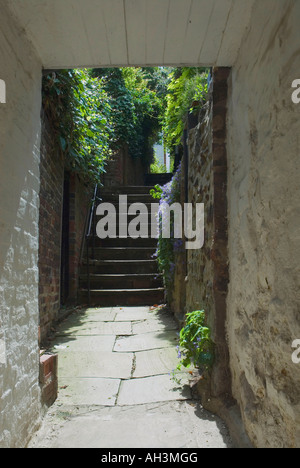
[0,1,42,448]
[185,69,231,399]
[186,101,214,318]
[227,0,300,448]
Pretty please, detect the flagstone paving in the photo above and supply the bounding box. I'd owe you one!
[28,306,233,448]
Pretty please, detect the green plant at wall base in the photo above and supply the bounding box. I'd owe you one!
[176,310,214,371]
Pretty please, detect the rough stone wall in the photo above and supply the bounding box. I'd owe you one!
[169,158,187,324]
[186,101,214,318]
[0,1,42,447]
[227,0,300,448]
[186,69,231,399]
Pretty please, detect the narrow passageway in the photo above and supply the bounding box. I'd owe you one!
[29,305,232,448]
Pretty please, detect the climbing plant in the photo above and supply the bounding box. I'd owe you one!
[42,69,113,183]
[92,67,165,166]
[163,67,209,155]
[42,67,208,183]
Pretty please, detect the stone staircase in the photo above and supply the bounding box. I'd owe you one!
[79,186,165,306]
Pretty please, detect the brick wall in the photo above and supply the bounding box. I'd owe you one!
[39,115,64,341]
[39,115,93,341]
[102,144,146,187]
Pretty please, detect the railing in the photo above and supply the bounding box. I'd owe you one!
[85,184,98,306]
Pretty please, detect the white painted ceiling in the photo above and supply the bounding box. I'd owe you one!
[7,0,255,69]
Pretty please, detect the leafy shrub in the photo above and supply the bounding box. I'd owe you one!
[177,310,214,371]
[92,67,165,166]
[42,69,113,183]
[163,67,209,154]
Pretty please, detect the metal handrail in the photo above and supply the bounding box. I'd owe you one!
[86,184,98,306]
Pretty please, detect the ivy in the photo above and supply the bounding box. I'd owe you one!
[42,67,208,183]
[163,67,209,154]
[42,69,113,183]
[92,67,165,166]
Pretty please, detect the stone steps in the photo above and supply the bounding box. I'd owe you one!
[79,185,164,307]
[84,247,156,260]
[79,273,163,289]
[95,237,158,248]
[100,193,154,204]
[78,288,165,307]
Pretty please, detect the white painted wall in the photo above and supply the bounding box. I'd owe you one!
[227,0,300,448]
[0,0,42,448]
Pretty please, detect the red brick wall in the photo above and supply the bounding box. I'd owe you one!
[102,145,146,187]
[39,115,64,341]
[39,115,93,341]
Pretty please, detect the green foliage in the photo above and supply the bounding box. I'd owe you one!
[149,184,163,200]
[150,154,167,174]
[42,69,113,183]
[163,67,209,154]
[42,66,208,183]
[177,310,214,371]
[92,67,165,165]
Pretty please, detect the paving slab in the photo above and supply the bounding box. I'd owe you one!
[117,374,192,406]
[81,307,116,321]
[114,330,178,352]
[57,321,132,336]
[133,347,180,378]
[51,335,116,353]
[28,401,232,448]
[113,306,152,321]
[30,305,233,448]
[132,316,178,334]
[58,308,116,328]
[58,351,134,379]
[57,377,121,406]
